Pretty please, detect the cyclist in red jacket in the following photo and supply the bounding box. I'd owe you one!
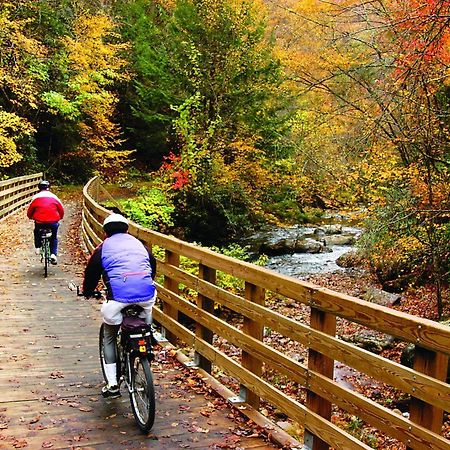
[27,180,64,265]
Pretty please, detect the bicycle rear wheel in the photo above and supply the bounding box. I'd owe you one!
[43,239,50,278]
[129,355,155,433]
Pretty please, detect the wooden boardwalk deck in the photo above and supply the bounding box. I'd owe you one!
[0,201,279,449]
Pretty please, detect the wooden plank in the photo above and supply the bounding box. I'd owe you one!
[153,307,372,450]
[308,370,450,450]
[81,223,95,253]
[409,346,449,449]
[81,210,102,249]
[195,264,216,372]
[0,172,42,188]
[81,177,450,448]
[156,285,450,449]
[116,221,450,355]
[306,309,336,450]
[84,178,450,354]
[158,261,450,412]
[0,200,277,450]
[82,177,110,224]
[0,186,35,208]
[82,202,103,237]
[0,193,34,219]
[163,250,180,344]
[242,282,265,408]
[0,178,37,201]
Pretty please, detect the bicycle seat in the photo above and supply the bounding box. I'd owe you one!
[40,229,52,238]
[122,304,145,317]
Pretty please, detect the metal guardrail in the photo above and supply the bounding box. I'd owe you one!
[82,176,450,450]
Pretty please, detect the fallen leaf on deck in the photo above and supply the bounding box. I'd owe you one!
[188,426,209,433]
[79,406,92,412]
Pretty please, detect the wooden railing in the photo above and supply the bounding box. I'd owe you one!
[82,176,450,450]
[0,173,43,221]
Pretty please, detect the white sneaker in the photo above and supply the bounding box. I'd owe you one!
[35,248,41,255]
[50,254,57,265]
[101,384,121,398]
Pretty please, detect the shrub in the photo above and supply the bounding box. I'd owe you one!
[119,187,175,232]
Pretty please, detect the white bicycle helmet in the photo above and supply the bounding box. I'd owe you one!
[103,213,129,236]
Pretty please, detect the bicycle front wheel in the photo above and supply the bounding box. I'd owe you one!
[129,355,155,433]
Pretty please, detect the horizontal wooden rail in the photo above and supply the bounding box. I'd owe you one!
[152,307,372,450]
[82,176,450,450]
[0,173,42,221]
[157,261,450,412]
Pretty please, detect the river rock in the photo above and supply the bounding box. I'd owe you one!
[324,234,357,246]
[260,237,328,255]
[336,250,360,268]
[362,287,401,307]
[313,228,326,239]
[341,329,396,353]
[321,224,343,234]
[294,238,328,253]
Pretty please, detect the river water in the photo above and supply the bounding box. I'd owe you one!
[245,224,362,279]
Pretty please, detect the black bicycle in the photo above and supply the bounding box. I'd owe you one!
[72,286,156,433]
[39,228,52,277]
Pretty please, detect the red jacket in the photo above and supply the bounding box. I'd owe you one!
[27,191,64,223]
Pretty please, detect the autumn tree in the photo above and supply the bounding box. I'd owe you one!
[41,10,132,180]
[0,2,47,174]
[269,0,449,315]
[366,0,450,316]
[117,0,291,243]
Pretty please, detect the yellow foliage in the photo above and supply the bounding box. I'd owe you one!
[61,13,130,157]
[217,140,269,189]
[64,14,128,76]
[0,5,46,109]
[0,136,22,167]
[0,110,35,167]
[93,150,135,181]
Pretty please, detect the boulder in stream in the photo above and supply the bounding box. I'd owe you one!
[341,329,396,353]
[362,287,401,307]
[260,237,328,255]
[324,234,357,246]
[318,224,343,235]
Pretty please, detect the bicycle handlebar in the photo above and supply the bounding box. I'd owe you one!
[68,282,103,299]
[81,288,103,299]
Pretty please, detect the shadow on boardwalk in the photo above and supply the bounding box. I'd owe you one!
[0,199,278,449]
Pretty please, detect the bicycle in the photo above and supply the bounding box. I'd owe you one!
[72,286,156,433]
[39,228,52,277]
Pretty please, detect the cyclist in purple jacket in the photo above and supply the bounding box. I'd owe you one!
[83,213,157,398]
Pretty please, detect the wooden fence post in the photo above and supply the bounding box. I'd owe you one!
[195,264,216,372]
[305,307,336,450]
[241,282,265,409]
[163,250,180,344]
[407,346,448,450]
